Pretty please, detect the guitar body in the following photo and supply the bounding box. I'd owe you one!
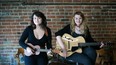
[56,33,85,57]
[24,48,40,56]
[24,43,50,56]
[24,49,34,56]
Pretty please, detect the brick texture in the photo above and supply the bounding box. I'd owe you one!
[0,0,116,65]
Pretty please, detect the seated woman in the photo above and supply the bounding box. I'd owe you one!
[55,11,104,65]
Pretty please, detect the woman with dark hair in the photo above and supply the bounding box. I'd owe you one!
[55,11,104,65]
[19,11,52,65]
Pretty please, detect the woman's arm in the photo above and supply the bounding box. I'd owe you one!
[19,26,30,49]
[55,25,71,58]
[56,36,67,58]
[85,26,104,49]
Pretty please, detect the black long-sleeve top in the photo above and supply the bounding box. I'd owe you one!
[19,26,52,50]
[55,24,100,50]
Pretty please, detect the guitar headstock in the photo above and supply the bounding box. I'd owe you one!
[103,41,114,48]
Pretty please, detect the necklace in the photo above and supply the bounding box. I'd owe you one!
[75,26,83,34]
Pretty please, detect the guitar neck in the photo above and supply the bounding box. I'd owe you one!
[37,49,49,52]
[78,42,101,47]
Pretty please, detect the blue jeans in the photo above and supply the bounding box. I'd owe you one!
[66,47,97,65]
[24,53,48,65]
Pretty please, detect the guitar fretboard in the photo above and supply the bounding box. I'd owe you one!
[78,43,100,47]
[36,49,49,52]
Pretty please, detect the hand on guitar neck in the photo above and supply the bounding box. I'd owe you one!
[100,42,104,48]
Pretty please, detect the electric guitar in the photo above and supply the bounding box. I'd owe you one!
[55,33,112,57]
[24,43,51,56]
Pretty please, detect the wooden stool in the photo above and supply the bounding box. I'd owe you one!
[15,48,24,65]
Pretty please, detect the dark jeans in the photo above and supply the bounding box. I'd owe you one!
[66,47,97,65]
[24,53,48,65]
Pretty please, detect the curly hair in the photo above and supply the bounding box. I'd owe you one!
[70,11,88,35]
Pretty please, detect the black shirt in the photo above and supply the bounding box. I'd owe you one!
[19,26,52,49]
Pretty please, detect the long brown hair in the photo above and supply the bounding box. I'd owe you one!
[70,11,88,35]
[31,11,47,30]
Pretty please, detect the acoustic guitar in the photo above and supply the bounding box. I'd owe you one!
[24,43,51,56]
[55,33,111,57]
